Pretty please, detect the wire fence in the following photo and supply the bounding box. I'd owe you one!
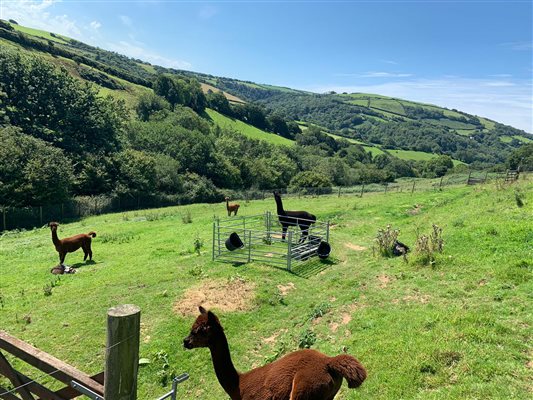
[0,171,527,233]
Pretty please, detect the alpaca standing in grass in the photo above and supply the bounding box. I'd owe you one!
[49,222,96,266]
[226,197,240,216]
[184,307,366,400]
[273,191,316,243]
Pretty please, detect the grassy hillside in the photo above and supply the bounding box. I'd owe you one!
[2,19,531,167]
[206,108,294,146]
[0,181,531,399]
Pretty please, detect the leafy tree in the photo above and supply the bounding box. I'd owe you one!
[113,149,157,196]
[0,126,73,206]
[508,143,533,171]
[136,92,171,121]
[289,171,332,194]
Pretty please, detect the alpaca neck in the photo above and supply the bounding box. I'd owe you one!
[274,195,285,215]
[226,199,230,210]
[209,329,240,399]
[51,229,61,246]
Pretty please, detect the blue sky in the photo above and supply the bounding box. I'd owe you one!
[2,0,532,132]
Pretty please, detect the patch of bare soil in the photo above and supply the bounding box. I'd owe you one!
[277,282,295,296]
[173,278,255,316]
[407,204,423,215]
[344,242,367,251]
[377,274,393,288]
[329,303,363,333]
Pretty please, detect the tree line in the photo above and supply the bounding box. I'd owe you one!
[1,48,530,209]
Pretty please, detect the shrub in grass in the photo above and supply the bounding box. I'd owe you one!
[413,224,444,267]
[181,209,192,224]
[375,225,400,257]
[308,302,331,320]
[193,234,204,255]
[298,328,316,349]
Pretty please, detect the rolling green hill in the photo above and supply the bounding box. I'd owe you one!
[2,19,530,167]
[206,109,294,146]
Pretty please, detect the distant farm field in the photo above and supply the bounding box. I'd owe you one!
[0,181,531,399]
[206,108,294,146]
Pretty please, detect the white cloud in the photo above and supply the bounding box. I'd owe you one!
[119,15,132,28]
[90,20,101,31]
[500,41,533,51]
[335,71,413,78]
[2,0,82,39]
[309,77,533,133]
[107,40,192,70]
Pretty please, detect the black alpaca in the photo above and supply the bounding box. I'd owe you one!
[273,191,316,244]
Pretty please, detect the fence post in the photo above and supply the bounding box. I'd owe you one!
[287,231,293,272]
[338,187,341,198]
[105,304,141,400]
[39,206,43,226]
[212,220,216,261]
[439,176,444,190]
[411,181,416,194]
[2,207,6,232]
[384,184,388,195]
[360,184,364,198]
[247,230,252,263]
[466,171,472,185]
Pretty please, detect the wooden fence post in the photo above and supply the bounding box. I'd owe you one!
[338,187,341,197]
[39,206,43,226]
[439,176,444,190]
[2,207,6,232]
[105,304,140,400]
[360,184,364,198]
[411,181,416,194]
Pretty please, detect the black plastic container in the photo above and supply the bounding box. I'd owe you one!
[225,232,244,251]
[317,241,331,259]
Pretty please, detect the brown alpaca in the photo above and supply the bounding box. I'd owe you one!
[225,197,240,216]
[48,222,96,266]
[184,307,367,400]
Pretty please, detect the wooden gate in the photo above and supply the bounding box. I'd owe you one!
[0,331,104,400]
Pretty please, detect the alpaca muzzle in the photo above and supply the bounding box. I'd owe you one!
[183,337,193,349]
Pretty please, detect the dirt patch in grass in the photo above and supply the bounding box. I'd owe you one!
[407,204,423,215]
[377,274,393,288]
[173,277,255,316]
[344,242,367,251]
[277,282,295,295]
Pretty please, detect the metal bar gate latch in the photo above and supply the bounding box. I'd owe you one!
[156,373,190,400]
[70,381,104,400]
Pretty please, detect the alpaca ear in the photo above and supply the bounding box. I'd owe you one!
[207,311,218,324]
[199,306,207,314]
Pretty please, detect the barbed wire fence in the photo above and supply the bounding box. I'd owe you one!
[0,171,527,233]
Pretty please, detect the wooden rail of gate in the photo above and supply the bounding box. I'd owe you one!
[0,330,104,400]
[0,304,141,400]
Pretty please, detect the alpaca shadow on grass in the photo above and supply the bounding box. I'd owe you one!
[70,259,98,269]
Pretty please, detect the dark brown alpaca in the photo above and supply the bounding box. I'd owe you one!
[184,307,366,400]
[273,192,316,244]
[226,197,240,216]
[49,222,96,266]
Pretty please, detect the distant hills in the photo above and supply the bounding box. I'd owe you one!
[0,19,531,168]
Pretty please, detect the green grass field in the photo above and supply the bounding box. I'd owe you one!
[205,109,294,146]
[500,135,533,144]
[0,181,531,399]
[10,23,70,44]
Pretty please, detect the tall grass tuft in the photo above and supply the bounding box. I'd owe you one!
[413,224,444,267]
[375,225,400,257]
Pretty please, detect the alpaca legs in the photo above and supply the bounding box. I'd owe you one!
[298,225,310,244]
[289,370,340,400]
[59,252,66,266]
[281,225,288,241]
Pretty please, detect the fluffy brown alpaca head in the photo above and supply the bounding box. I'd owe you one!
[183,306,222,349]
[48,221,59,231]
